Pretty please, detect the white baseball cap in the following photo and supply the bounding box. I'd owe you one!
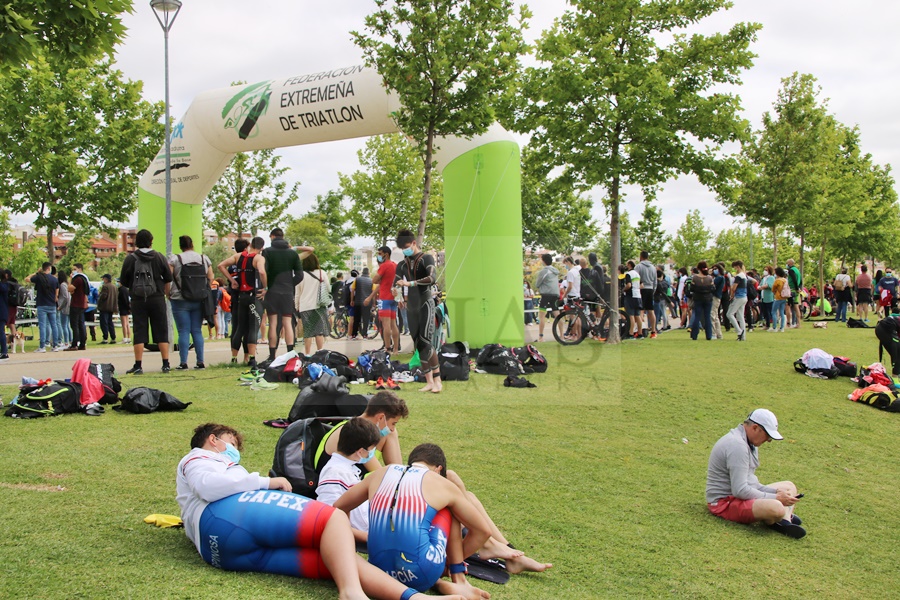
[748,408,783,440]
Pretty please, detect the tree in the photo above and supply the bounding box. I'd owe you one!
[0,208,16,268]
[309,190,355,246]
[829,163,900,267]
[710,226,768,268]
[353,0,529,244]
[595,210,639,268]
[202,242,232,278]
[1,1,133,68]
[720,73,833,266]
[203,148,299,239]
[95,252,127,282]
[339,134,444,248]
[520,146,597,253]
[510,0,759,342]
[670,210,711,268]
[285,214,353,273]
[634,200,670,264]
[0,54,163,262]
[10,239,46,281]
[58,230,99,275]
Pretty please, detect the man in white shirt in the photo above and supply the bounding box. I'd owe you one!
[625,260,643,338]
[563,256,581,299]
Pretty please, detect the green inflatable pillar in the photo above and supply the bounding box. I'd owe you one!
[137,188,205,254]
[440,128,523,347]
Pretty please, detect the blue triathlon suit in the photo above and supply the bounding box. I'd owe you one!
[198,490,335,579]
[368,465,452,591]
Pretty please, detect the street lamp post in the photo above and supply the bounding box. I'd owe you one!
[150,0,183,257]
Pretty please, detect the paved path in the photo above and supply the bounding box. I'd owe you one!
[1,324,542,386]
[1,336,394,385]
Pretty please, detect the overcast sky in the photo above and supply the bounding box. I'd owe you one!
[31,0,900,246]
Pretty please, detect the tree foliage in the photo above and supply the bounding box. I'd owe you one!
[202,242,232,278]
[285,213,353,273]
[1,1,133,68]
[204,148,299,238]
[0,208,15,268]
[520,146,596,254]
[595,210,639,267]
[634,200,670,264]
[509,0,759,342]
[339,134,444,249]
[11,239,47,281]
[0,54,164,261]
[58,231,98,274]
[670,210,712,268]
[353,0,529,244]
[720,73,832,265]
[711,225,777,269]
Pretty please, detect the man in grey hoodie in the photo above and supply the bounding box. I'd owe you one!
[636,251,658,338]
[534,254,560,341]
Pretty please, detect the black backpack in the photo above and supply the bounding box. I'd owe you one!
[358,349,392,381]
[269,416,346,498]
[88,362,123,405]
[847,317,870,328]
[513,344,548,373]
[5,381,83,418]
[439,342,469,381]
[130,257,157,300]
[288,379,368,423]
[176,255,210,302]
[7,280,20,306]
[476,344,524,376]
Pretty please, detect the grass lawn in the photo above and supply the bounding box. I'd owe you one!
[1,322,897,599]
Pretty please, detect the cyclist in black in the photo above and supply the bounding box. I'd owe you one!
[395,228,441,393]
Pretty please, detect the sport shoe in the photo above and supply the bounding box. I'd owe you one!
[790,514,802,526]
[239,370,261,383]
[769,519,806,539]
[126,366,143,375]
[250,380,279,391]
[176,363,189,370]
[0,354,9,361]
[375,377,386,390]
[34,347,47,353]
[52,345,64,352]
[649,332,658,339]
[161,365,171,374]
[195,362,205,369]
[386,378,401,391]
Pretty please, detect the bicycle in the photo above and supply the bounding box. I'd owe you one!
[330,305,348,339]
[552,296,628,345]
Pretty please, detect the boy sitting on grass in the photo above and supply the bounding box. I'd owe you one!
[316,417,383,542]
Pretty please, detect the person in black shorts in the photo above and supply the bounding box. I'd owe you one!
[395,228,441,393]
[261,228,310,361]
[219,237,267,367]
[119,229,173,374]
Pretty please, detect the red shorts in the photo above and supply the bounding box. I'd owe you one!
[708,496,757,524]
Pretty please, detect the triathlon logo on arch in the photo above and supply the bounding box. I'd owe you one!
[221,80,274,140]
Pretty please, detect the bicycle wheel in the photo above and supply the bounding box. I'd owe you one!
[364,308,381,339]
[800,302,811,320]
[552,309,587,345]
[331,312,348,339]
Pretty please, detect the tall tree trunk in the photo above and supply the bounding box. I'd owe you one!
[46,226,54,264]
[417,123,436,247]
[608,174,621,344]
[798,228,805,282]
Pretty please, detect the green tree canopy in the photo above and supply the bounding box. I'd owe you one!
[634,200,670,264]
[520,146,597,254]
[353,0,529,244]
[0,54,163,261]
[509,0,759,342]
[595,210,639,268]
[10,238,46,281]
[285,213,353,273]
[203,148,299,239]
[1,1,133,68]
[339,134,444,249]
[670,209,712,268]
[710,226,768,269]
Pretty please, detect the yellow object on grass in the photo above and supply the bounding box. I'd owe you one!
[144,514,183,528]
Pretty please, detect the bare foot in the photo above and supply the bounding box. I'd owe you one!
[434,580,490,600]
[478,538,524,561]
[430,383,442,394]
[419,383,435,392]
[505,554,553,574]
[417,594,465,600]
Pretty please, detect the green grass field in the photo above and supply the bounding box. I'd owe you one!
[1,323,897,599]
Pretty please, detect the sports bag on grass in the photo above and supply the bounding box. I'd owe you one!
[439,341,469,381]
[270,416,346,497]
[5,381,83,418]
[115,387,191,413]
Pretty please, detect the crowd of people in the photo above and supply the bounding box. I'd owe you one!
[525,251,899,343]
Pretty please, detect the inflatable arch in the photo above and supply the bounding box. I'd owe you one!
[138,65,523,347]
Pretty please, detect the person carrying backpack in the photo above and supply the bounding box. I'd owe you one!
[119,228,173,374]
[169,235,214,371]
